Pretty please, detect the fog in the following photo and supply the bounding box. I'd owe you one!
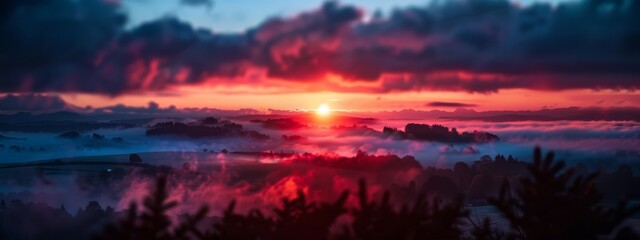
[1,119,638,167]
[0,118,638,215]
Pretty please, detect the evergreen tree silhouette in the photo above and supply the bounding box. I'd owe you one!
[343,179,468,240]
[208,189,349,240]
[95,176,208,240]
[488,147,640,240]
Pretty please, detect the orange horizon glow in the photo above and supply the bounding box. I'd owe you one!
[55,88,640,113]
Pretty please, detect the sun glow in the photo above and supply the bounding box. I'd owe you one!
[316,104,331,116]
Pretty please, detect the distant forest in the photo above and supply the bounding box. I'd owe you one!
[383,123,499,143]
[146,119,269,140]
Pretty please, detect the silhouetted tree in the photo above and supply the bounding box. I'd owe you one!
[488,147,640,240]
[343,179,468,240]
[209,190,348,240]
[95,176,207,240]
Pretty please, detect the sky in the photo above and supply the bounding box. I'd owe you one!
[1,0,639,112]
[123,0,569,32]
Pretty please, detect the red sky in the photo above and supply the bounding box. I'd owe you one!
[60,87,639,112]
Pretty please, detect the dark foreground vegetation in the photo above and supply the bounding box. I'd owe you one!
[1,148,638,239]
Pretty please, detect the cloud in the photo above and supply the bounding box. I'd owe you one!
[180,0,213,8]
[0,0,127,94]
[0,94,75,111]
[426,101,477,108]
[96,17,251,94]
[244,0,640,93]
[251,2,363,80]
[363,106,640,122]
[0,0,249,95]
[0,0,639,94]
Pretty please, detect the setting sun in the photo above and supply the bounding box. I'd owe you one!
[316,104,331,116]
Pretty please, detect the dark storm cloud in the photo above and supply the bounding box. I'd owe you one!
[248,0,640,92]
[0,94,72,111]
[0,0,249,95]
[97,17,251,93]
[426,101,477,108]
[250,1,363,79]
[0,0,639,94]
[0,0,126,93]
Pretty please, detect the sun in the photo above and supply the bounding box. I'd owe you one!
[316,104,331,116]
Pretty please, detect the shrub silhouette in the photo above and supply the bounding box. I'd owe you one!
[208,190,348,240]
[486,147,640,240]
[342,179,468,240]
[95,176,208,240]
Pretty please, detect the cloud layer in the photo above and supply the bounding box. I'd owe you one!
[426,101,478,108]
[0,0,639,94]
